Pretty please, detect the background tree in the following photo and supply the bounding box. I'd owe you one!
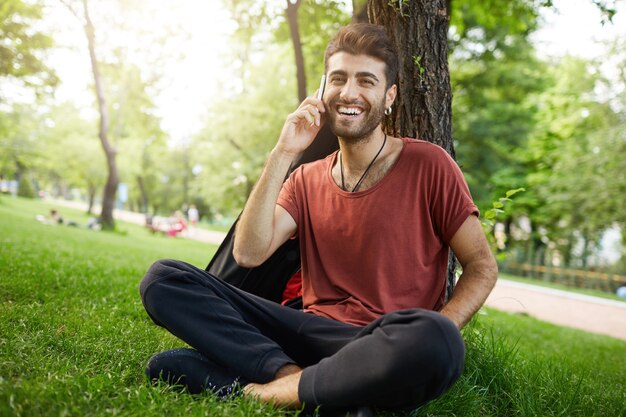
[36,103,106,211]
[0,0,57,197]
[0,105,42,197]
[0,0,58,97]
[520,55,623,267]
[59,0,117,229]
[101,60,165,214]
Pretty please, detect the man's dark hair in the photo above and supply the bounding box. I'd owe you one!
[324,23,398,89]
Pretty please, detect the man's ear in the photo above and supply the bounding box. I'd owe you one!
[385,84,397,109]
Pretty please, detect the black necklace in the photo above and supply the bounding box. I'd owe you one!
[340,134,387,192]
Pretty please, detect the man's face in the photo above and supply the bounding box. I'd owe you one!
[323,52,396,140]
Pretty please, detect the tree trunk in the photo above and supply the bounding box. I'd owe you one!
[136,175,148,214]
[352,0,369,22]
[83,0,118,230]
[367,0,454,156]
[182,147,190,208]
[286,0,307,102]
[87,183,96,214]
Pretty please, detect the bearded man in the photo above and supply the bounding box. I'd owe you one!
[140,23,497,417]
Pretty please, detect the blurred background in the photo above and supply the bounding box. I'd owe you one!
[1,0,625,285]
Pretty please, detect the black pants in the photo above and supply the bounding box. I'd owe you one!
[140,259,465,410]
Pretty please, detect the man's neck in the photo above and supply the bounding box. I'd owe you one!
[338,127,387,170]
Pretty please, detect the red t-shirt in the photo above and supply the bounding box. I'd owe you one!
[277,138,478,326]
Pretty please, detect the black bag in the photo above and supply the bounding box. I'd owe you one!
[206,125,339,305]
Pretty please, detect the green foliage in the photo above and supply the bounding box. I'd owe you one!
[17,175,35,198]
[412,55,425,80]
[34,102,106,199]
[451,5,546,210]
[482,188,525,226]
[227,0,350,97]
[479,188,525,258]
[2,197,625,417]
[0,0,58,95]
[450,2,625,268]
[450,0,541,39]
[192,44,299,215]
[519,54,624,266]
[0,104,47,190]
[99,60,167,213]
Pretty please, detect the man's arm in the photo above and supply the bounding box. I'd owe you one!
[440,215,498,329]
[233,95,325,268]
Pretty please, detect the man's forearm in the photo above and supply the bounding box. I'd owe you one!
[233,148,296,267]
[440,259,498,329]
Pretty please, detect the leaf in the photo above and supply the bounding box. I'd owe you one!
[505,188,526,198]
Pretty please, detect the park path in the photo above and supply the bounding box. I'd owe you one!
[48,199,626,341]
[485,280,626,341]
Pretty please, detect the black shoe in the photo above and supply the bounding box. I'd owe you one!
[344,406,374,417]
[145,348,248,398]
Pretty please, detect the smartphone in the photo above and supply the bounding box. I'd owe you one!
[316,75,326,100]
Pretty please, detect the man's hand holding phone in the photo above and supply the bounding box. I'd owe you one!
[275,75,327,157]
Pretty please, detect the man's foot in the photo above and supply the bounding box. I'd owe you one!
[145,348,248,398]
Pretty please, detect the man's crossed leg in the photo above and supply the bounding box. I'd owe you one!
[140,259,464,412]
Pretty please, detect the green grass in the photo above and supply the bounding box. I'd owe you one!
[499,272,626,303]
[1,196,625,417]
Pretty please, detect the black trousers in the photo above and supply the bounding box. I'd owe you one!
[140,259,465,410]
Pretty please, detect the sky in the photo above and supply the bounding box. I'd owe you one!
[39,0,626,141]
[532,0,626,59]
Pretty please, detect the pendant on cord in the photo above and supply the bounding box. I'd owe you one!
[340,134,387,192]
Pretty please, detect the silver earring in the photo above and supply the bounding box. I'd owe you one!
[384,107,392,116]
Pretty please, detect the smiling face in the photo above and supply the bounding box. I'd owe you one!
[323,52,396,141]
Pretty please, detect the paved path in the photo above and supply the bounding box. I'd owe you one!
[485,279,626,341]
[49,199,626,341]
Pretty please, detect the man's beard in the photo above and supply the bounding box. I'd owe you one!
[327,95,386,142]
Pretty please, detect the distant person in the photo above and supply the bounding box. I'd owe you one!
[50,209,64,225]
[140,23,497,415]
[617,284,626,299]
[167,211,187,237]
[86,217,102,231]
[35,209,64,225]
[35,209,78,227]
[187,205,199,227]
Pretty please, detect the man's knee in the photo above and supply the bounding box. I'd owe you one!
[376,310,465,404]
[139,259,190,323]
[140,259,179,299]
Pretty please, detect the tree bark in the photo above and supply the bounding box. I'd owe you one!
[367,0,454,156]
[286,0,307,102]
[83,0,118,229]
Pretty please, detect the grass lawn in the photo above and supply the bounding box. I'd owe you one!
[1,196,624,417]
